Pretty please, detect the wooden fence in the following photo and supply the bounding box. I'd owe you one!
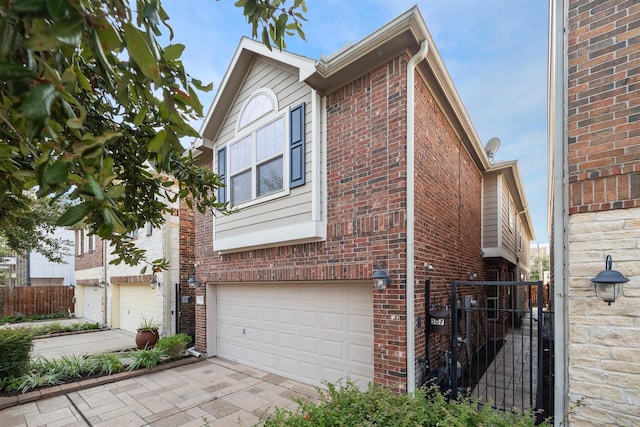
[0,286,74,317]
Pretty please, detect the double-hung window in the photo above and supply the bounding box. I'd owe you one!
[229,116,285,204]
[217,89,305,206]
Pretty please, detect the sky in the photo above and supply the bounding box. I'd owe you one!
[161,0,550,244]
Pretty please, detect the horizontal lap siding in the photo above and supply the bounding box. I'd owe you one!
[501,177,516,253]
[215,59,314,242]
[483,174,499,247]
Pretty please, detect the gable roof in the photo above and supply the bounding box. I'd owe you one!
[198,37,316,147]
[195,6,535,239]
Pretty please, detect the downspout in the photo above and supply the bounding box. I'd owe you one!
[549,0,568,423]
[102,239,108,326]
[406,40,429,393]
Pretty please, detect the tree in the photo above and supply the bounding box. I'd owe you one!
[0,0,306,270]
[0,193,71,263]
[530,252,550,282]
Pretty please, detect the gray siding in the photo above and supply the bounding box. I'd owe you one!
[483,174,499,247]
[501,175,516,253]
[214,59,315,249]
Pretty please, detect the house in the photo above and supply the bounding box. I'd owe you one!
[0,227,75,287]
[74,198,196,338]
[549,0,640,425]
[192,7,535,393]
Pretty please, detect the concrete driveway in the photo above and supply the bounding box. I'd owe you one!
[32,329,136,360]
[0,357,318,427]
[1,318,136,360]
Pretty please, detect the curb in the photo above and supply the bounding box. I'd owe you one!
[0,356,204,411]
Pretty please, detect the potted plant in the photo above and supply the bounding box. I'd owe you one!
[135,316,160,349]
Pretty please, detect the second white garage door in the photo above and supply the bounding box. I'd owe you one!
[82,285,103,323]
[118,284,158,333]
[216,282,373,388]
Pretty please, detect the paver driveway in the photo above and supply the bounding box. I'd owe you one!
[0,358,318,427]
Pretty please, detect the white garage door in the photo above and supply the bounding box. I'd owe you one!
[82,286,103,323]
[119,284,158,333]
[216,282,373,388]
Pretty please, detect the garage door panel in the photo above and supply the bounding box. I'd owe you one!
[216,282,373,389]
[118,284,158,333]
[82,287,103,323]
[349,343,373,365]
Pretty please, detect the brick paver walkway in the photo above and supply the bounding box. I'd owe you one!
[0,358,318,427]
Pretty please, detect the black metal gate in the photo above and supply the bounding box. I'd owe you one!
[443,280,553,423]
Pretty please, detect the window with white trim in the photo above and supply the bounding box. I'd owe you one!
[508,196,515,231]
[217,89,306,206]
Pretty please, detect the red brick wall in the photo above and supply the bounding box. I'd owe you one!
[413,72,485,372]
[194,53,484,391]
[567,0,640,214]
[75,235,103,272]
[178,202,196,340]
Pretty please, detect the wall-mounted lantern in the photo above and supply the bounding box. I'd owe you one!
[149,276,160,289]
[93,280,107,290]
[372,262,391,291]
[188,276,201,289]
[591,255,629,305]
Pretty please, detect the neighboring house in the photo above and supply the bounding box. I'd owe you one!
[0,227,74,287]
[28,227,75,286]
[482,161,534,337]
[192,7,534,393]
[74,199,196,338]
[549,0,640,425]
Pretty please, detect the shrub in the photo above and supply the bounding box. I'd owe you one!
[0,312,67,324]
[155,333,191,359]
[126,347,166,370]
[87,353,124,375]
[0,329,33,380]
[260,380,550,427]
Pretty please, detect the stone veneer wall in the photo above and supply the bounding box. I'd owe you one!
[567,208,640,426]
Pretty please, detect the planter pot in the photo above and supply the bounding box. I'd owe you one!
[136,329,159,349]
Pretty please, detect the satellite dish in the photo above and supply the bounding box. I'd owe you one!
[485,137,500,164]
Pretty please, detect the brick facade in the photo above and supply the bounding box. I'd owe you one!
[194,53,487,391]
[565,1,640,425]
[74,236,103,272]
[567,0,640,214]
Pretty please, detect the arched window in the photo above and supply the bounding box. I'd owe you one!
[217,89,306,206]
[237,90,277,130]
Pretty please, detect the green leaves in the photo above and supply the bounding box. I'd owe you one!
[0,60,34,80]
[1,0,307,268]
[56,202,92,227]
[51,16,83,46]
[124,23,160,84]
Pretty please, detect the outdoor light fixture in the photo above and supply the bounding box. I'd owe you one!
[93,280,107,290]
[372,262,391,291]
[149,276,159,289]
[188,276,201,289]
[467,273,477,280]
[591,255,629,305]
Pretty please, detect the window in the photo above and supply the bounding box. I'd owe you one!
[229,118,284,204]
[508,196,515,231]
[217,89,305,205]
[86,234,95,252]
[77,229,84,255]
